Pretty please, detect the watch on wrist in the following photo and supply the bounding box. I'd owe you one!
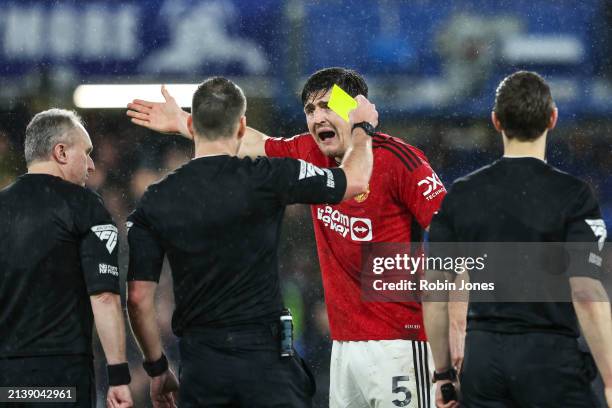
[351,121,376,137]
[433,368,457,383]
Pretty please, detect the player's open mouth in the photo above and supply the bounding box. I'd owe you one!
[318,131,336,141]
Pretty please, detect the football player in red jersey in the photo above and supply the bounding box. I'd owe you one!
[127,67,461,408]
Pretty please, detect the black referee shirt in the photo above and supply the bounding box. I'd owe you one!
[127,155,346,336]
[0,174,120,358]
[429,157,605,337]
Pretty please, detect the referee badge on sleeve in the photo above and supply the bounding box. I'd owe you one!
[91,224,118,254]
[585,219,607,251]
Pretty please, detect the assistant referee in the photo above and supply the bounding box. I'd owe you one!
[0,109,133,407]
[126,77,376,407]
[424,71,612,407]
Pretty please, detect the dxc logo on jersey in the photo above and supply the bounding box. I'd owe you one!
[91,224,118,254]
[417,172,445,201]
[316,206,373,242]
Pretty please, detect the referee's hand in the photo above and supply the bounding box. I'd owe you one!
[151,368,179,408]
[435,380,459,408]
[106,384,133,408]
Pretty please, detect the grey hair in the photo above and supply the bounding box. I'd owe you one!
[24,108,84,166]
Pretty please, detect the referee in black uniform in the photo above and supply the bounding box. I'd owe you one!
[126,77,376,407]
[0,109,133,407]
[424,71,612,407]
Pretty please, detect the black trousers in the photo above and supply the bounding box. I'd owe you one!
[178,325,315,407]
[0,355,95,407]
[460,331,598,408]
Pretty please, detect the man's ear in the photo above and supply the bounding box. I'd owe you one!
[52,143,69,164]
[237,116,247,140]
[187,115,196,140]
[548,107,558,131]
[491,111,503,133]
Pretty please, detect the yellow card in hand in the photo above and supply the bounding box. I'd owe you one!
[328,84,358,122]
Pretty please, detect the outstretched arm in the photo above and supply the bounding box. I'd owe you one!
[127,86,268,158]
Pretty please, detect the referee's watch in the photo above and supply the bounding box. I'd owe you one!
[352,121,376,137]
[432,368,457,383]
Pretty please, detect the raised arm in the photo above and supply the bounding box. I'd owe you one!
[339,95,377,200]
[127,86,268,158]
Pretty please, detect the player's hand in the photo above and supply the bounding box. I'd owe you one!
[106,384,133,408]
[435,380,460,408]
[150,369,179,408]
[127,85,191,139]
[349,95,378,128]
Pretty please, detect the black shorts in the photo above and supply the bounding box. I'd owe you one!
[0,355,95,407]
[460,331,599,408]
[178,325,315,407]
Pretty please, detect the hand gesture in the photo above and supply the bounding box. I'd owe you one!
[127,86,190,138]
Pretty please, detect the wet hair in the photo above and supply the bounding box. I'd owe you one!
[24,108,83,165]
[301,67,368,105]
[493,71,555,141]
[191,77,247,140]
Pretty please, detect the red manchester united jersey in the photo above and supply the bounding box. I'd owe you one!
[265,133,446,341]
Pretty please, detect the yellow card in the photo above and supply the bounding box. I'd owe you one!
[328,84,358,122]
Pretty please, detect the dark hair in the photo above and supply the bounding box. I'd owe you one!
[301,67,368,105]
[191,77,246,140]
[493,71,555,141]
[24,108,83,166]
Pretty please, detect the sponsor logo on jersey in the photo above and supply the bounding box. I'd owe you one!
[417,172,445,201]
[91,224,118,254]
[585,219,607,251]
[298,159,335,188]
[354,184,370,203]
[316,205,373,242]
[99,263,119,276]
[350,217,373,241]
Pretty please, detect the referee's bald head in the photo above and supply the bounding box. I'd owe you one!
[191,77,247,141]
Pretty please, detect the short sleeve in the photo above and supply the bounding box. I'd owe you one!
[395,151,446,228]
[74,191,120,295]
[264,133,316,160]
[262,158,347,205]
[127,206,165,282]
[565,183,606,279]
[428,194,457,243]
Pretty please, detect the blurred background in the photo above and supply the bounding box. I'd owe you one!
[0,0,610,406]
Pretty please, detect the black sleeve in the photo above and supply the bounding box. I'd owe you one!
[74,190,120,295]
[428,192,457,243]
[565,183,606,279]
[127,206,165,282]
[265,158,347,205]
[427,191,457,266]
